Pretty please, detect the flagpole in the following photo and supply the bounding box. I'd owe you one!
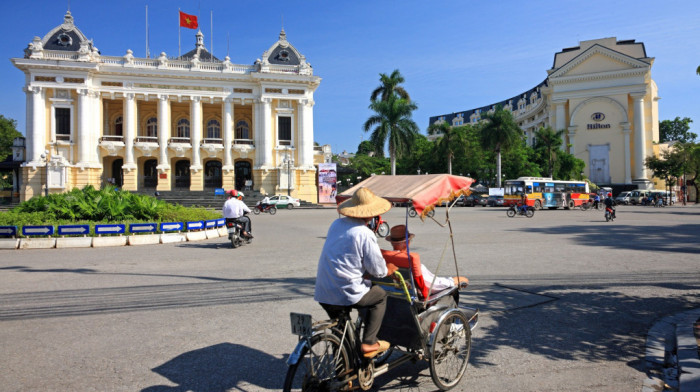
[210,10,213,57]
[145,5,149,58]
[178,8,181,57]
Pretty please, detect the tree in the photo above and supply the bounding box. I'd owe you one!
[363,95,419,175]
[0,115,22,162]
[356,140,377,156]
[645,147,686,204]
[533,126,566,177]
[659,117,697,143]
[427,121,467,174]
[479,105,522,187]
[370,69,410,102]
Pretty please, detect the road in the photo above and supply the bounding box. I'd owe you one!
[1,204,699,391]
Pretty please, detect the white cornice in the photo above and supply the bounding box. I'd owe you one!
[549,67,648,86]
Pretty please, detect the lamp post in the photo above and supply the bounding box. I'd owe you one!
[417,168,421,175]
[40,149,49,196]
[284,153,294,196]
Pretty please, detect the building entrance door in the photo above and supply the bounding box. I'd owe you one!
[111,159,123,187]
[234,161,251,191]
[143,159,158,188]
[589,145,610,184]
[204,161,222,188]
[175,160,191,189]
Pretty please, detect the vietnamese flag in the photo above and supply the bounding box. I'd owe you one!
[179,11,198,29]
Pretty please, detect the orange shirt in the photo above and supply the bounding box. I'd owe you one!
[381,249,428,299]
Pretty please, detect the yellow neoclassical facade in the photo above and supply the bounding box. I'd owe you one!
[11,11,329,202]
[431,37,661,189]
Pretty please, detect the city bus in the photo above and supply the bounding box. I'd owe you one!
[503,177,590,210]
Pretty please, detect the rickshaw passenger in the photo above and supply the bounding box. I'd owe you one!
[382,225,468,299]
[314,188,398,358]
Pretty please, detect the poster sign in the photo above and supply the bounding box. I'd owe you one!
[318,163,337,204]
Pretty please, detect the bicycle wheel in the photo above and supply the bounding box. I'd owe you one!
[377,222,390,237]
[253,208,261,215]
[408,208,417,218]
[506,209,515,218]
[429,310,471,391]
[426,209,435,218]
[283,333,351,392]
[269,206,277,215]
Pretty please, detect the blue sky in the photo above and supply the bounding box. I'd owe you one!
[2,0,699,155]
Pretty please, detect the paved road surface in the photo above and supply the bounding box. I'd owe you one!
[1,204,699,391]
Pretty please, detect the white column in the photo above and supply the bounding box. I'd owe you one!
[554,99,567,150]
[253,99,263,167]
[298,99,315,167]
[28,86,45,163]
[622,123,632,184]
[77,89,91,165]
[123,93,136,168]
[262,97,272,167]
[567,126,576,156]
[157,94,170,169]
[91,91,101,164]
[190,96,202,169]
[223,98,233,170]
[631,93,647,179]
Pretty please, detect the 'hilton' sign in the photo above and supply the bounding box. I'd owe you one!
[587,112,611,129]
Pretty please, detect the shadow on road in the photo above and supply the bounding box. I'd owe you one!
[142,342,284,392]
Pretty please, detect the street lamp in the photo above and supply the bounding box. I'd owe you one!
[417,168,421,175]
[40,149,49,196]
[284,153,294,196]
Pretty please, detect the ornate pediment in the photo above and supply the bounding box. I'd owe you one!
[549,44,651,80]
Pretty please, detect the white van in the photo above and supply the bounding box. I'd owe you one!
[629,190,651,205]
[615,191,632,205]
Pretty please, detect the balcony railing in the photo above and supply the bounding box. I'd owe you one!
[201,138,223,145]
[135,136,158,143]
[56,134,71,142]
[168,137,191,145]
[233,139,254,145]
[99,135,124,142]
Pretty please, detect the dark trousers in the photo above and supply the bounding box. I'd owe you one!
[321,285,387,345]
[236,216,251,234]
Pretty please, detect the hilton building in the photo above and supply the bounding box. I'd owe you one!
[430,37,662,190]
[11,11,329,202]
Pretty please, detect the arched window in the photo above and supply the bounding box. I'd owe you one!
[146,117,157,137]
[114,116,123,136]
[177,118,190,138]
[236,120,250,140]
[207,119,221,139]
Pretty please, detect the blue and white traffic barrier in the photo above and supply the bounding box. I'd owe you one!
[129,223,157,234]
[94,224,126,235]
[22,225,55,236]
[160,222,183,232]
[0,226,18,237]
[57,225,90,236]
[186,221,204,231]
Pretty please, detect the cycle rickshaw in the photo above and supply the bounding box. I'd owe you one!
[284,174,479,391]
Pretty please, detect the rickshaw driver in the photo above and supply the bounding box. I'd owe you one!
[314,187,399,358]
[382,225,468,299]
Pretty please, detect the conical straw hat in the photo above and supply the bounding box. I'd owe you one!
[338,187,391,218]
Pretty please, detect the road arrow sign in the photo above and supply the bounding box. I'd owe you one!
[186,221,204,230]
[129,223,156,233]
[205,220,217,228]
[160,222,183,232]
[22,225,54,236]
[216,218,225,227]
[58,225,89,236]
[0,226,18,237]
[95,224,125,235]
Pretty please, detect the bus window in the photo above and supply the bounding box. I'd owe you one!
[526,185,532,194]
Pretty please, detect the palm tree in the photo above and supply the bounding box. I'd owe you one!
[370,69,410,102]
[534,126,566,178]
[479,105,522,187]
[428,121,467,174]
[363,95,419,175]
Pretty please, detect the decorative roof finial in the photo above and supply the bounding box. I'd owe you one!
[64,10,74,26]
[196,30,204,49]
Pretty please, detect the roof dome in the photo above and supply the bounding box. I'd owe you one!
[40,11,93,52]
[179,30,220,62]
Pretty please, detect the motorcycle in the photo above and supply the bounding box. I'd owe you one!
[252,201,277,215]
[507,204,535,218]
[605,207,616,222]
[226,216,252,248]
[367,215,390,237]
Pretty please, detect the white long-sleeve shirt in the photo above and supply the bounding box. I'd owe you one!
[222,198,251,219]
[314,217,388,306]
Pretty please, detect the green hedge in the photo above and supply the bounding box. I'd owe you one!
[0,185,220,232]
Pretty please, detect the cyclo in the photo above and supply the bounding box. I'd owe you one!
[284,174,479,391]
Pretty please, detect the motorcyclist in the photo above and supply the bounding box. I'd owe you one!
[593,193,600,209]
[603,192,616,219]
[223,190,253,238]
[518,193,528,214]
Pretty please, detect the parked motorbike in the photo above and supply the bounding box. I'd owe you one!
[226,216,252,248]
[507,204,535,218]
[252,202,277,215]
[605,207,616,222]
[367,215,390,237]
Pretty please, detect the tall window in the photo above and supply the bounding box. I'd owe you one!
[207,119,221,139]
[278,116,291,145]
[146,117,157,137]
[176,118,190,138]
[114,116,123,136]
[236,120,249,139]
[55,108,71,140]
